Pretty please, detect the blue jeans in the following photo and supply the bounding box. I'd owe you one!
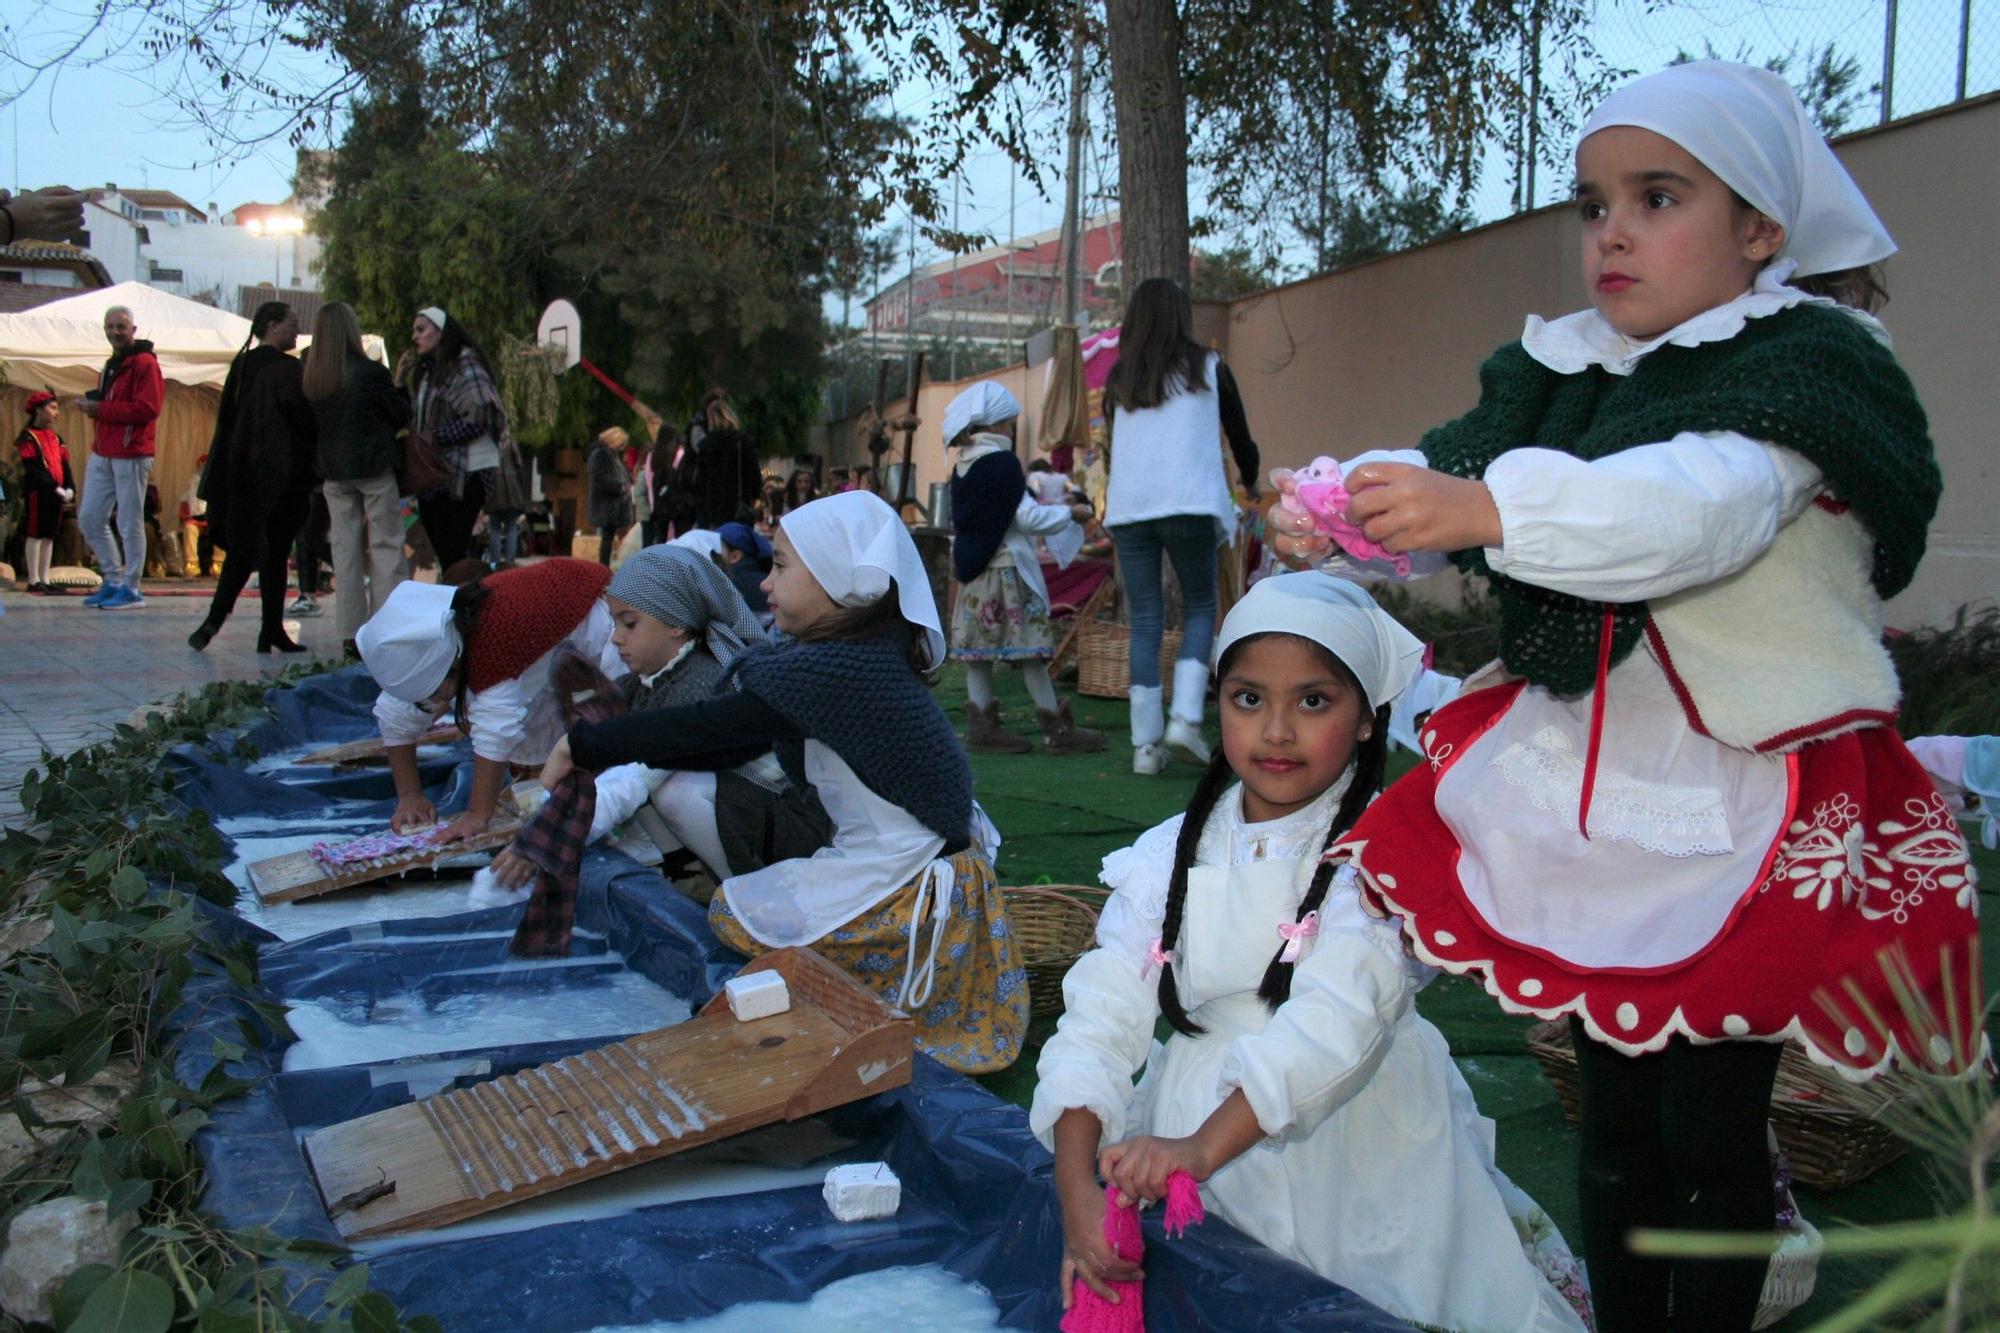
[1109,515,1218,689]
[486,511,522,564]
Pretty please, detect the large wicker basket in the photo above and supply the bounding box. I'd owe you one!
[1076,619,1183,701]
[1003,885,1104,1019]
[1525,1020,1911,1192]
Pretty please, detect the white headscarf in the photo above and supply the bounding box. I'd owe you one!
[942,381,1021,445]
[1581,60,1894,277]
[417,306,449,330]
[1213,572,1425,713]
[355,581,461,703]
[780,492,946,670]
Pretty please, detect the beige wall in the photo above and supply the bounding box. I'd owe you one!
[1215,92,2000,629]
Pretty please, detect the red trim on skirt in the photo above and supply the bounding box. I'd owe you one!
[1335,682,1985,1078]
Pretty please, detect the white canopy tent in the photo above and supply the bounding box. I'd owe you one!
[0,281,254,394]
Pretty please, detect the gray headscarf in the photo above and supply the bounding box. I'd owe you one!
[608,543,769,666]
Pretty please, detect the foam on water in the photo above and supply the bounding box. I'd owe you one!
[282,971,691,1072]
[350,1120,858,1256]
[585,1265,1001,1332]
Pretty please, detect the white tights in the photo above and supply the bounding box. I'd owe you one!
[24,538,52,584]
[965,660,1059,713]
[647,770,731,879]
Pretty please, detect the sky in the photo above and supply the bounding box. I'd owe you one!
[4,0,1991,314]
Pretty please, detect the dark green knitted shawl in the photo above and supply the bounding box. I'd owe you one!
[1421,303,1939,695]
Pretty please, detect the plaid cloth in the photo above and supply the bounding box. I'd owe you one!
[509,653,629,957]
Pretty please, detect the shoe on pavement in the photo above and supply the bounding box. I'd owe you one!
[1133,741,1169,776]
[101,584,146,609]
[288,594,321,617]
[83,581,119,607]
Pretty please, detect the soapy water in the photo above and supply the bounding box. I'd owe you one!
[281,971,691,1072]
[349,1119,858,1257]
[585,1265,1001,1332]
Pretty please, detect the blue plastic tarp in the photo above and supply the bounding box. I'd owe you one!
[158,665,1408,1330]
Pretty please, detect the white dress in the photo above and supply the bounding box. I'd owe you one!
[1031,781,1590,1333]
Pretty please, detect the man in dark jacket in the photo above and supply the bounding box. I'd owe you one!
[79,305,164,608]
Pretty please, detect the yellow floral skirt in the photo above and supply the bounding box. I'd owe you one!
[707,848,1029,1074]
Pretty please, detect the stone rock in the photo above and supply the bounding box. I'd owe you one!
[0,1196,136,1325]
[0,1060,136,1178]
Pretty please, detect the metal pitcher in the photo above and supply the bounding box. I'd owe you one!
[928,480,954,531]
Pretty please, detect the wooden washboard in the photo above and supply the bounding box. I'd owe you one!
[247,782,544,904]
[297,723,463,768]
[303,948,914,1240]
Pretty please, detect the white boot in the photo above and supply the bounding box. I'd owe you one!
[1129,685,1167,776]
[1166,659,1212,766]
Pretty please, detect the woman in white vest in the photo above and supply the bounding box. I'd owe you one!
[1103,278,1262,775]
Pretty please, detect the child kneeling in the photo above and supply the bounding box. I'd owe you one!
[549,493,1030,1075]
[1033,572,1590,1331]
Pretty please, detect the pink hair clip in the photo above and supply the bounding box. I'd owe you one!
[1275,911,1321,964]
[1144,936,1175,977]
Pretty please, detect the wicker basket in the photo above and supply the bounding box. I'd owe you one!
[1525,1020,1911,1192]
[1003,885,1105,1019]
[1075,618,1184,701]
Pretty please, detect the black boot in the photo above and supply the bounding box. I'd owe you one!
[188,619,221,651]
[257,626,308,654]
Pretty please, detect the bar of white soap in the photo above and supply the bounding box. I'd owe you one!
[823,1162,901,1222]
[724,971,791,1021]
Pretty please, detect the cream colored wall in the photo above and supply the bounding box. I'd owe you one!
[1214,92,2000,629]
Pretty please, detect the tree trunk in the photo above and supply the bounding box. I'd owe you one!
[1104,0,1190,289]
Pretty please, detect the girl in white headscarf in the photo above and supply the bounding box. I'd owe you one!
[1291,61,1978,1330]
[942,380,1105,756]
[543,492,1030,1075]
[1033,572,1591,1332]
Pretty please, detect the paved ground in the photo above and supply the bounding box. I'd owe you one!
[0,577,347,823]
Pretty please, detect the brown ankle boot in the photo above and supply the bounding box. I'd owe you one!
[1038,698,1107,754]
[964,700,1033,754]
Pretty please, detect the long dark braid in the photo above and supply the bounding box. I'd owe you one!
[1156,749,1235,1037]
[1254,701,1391,1010]
[447,579,494,733]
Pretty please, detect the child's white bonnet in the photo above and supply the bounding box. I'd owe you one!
[1580,60,1895,277]
[1213,572,1426,713]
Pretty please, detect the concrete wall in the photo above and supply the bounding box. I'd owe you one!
[1214,92,2000,629]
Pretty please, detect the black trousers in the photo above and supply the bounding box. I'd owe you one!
[418,471,488,572]
[203,485,311,637]
[1571,1017,1783,1331]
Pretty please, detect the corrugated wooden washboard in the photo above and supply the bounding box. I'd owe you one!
[297,723,462,767]
[304,948,913,1240]
[248,782,543,904]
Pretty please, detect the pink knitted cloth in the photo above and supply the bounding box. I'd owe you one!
[1268,459,1412,575]
[1060,1173,1205,1333]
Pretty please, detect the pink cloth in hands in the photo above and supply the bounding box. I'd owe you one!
[1060,1173,1205,1333]
[1269,459,1412,574]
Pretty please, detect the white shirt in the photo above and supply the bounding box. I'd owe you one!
[1104,351,1239,541]
[374,600,623,765]
[1031,783,1586,1332]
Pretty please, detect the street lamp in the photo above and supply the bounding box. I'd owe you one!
[244,213,305,288]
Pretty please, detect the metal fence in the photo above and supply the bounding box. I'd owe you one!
[1477,0,1996,223]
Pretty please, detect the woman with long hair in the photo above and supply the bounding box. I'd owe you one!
[1102,278,1261,775]
[587,425,636,563]
[189,301,318,652]
[693,388,761,527]
[303,301,411,646]
[394,306,505,568]
[772,465,818,518]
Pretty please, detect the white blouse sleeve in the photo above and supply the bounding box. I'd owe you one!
[1011,492,1076,538]
[1217,869,1419,1141]
[589,762,668,842]
[374,693,441,746]
[1027,816,1183,1151]
[465,677,528,764]
[1481,433,1824,603]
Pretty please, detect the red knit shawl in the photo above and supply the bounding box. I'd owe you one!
[465,558,612,693]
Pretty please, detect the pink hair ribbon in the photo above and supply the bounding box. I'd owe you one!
[1275,910,1321,964]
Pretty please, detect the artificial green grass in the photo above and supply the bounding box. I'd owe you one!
[949,662,1998,1326]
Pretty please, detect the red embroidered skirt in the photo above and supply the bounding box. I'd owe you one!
[1335,682,1985,1077]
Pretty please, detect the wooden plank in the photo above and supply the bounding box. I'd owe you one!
[248,782,543,905]
[297,724,463,768]
[304,948,912,1240]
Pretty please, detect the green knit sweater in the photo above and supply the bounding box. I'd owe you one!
[1421,302,1940,696]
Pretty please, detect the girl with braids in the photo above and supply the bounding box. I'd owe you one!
[1032,572,1590,1332]
[355,557,625,842]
